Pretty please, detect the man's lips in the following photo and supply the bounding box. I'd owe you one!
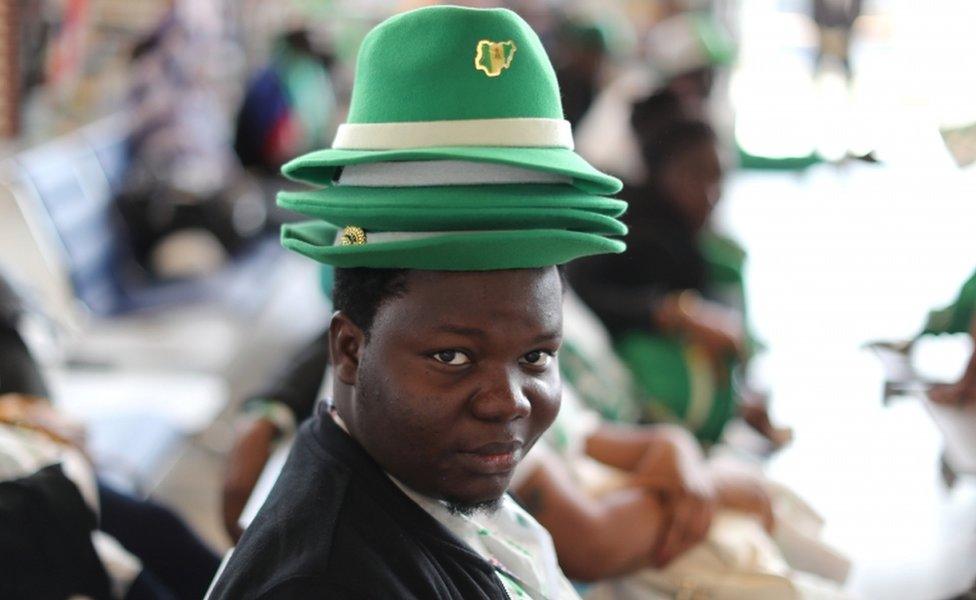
[456,441,524,475]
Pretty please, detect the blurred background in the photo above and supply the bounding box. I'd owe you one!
[1,0,975,598]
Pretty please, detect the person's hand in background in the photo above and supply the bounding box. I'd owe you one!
[221,417,279,543]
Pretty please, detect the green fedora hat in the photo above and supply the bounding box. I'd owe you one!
[281,5,622,196]
[278,180,628,271]
[281,221,625,271]
[278,184,627,236]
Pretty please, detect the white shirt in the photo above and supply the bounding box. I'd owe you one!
[392,479,581,600]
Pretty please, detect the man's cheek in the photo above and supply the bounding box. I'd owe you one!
[527,378,561,418]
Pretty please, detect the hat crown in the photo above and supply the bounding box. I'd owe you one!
[347,6,564,124]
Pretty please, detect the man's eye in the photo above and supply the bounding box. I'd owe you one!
[432,350,471,366]
[520,350,553,368]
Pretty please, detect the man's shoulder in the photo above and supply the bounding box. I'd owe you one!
[208,422,354,598]
[209,416,509,599]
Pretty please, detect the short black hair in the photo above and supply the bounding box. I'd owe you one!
[332,265,567,338]
[332,267,410,339]
[639,119,716,174]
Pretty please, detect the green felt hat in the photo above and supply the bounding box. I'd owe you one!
[282,222,625,271]
[278,182,628,270]
[281,5,622,196]
[277,6,628,271]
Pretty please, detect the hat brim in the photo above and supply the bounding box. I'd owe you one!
[278,184,626,215]
[281,221,626,270]
[277,184,627,234]
[281,147,623,196]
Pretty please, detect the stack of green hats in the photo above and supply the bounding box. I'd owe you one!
[277,5,627,271]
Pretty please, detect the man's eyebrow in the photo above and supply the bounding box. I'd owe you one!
[434,324,488,337]
[530,330,562,345]
[431,325,561,345]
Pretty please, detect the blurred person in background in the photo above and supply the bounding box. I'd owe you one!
[0,274,220,599]
[570,97,791,448]
[114,2,268,280]
[811,0,863,81]
[233,28,337,176]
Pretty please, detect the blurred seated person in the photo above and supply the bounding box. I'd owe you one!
[116,5,267,279]
[569,98,791,447]
[233,28,337,175]
[445,284,850,596]
[519,386,850,598]
[0,276,220,599]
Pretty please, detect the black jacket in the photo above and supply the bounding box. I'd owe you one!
[209,411,510,599]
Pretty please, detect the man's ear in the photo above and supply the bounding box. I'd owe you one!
[330,311,365,386]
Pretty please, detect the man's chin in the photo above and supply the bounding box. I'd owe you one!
[444,496,503,517]
[439,474,512,515]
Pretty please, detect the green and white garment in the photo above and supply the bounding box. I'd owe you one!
[392,479,580,600]
[922,268,976,336]
[558,289,642,426]
[559,288,729,440]
[561,233,756,444]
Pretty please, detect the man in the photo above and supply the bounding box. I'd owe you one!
[208,6,632,598]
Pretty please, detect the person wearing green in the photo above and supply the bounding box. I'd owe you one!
[208,7,628,599]
[922,270,976,337]
[569,95,790,448]
[922,269,976,406]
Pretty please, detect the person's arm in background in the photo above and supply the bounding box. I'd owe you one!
[583,422,715,567]
[652,289,746,367]
[221,329,330,541]
[569,258,745,369]
[586,422,774,561]
[513,449,668,580]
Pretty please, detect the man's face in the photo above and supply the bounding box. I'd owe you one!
[337,267,563,508]
[661,139,723,231]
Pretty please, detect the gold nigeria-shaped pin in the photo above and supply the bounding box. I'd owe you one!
[475,40,517,77]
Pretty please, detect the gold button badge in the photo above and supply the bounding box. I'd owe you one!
[340,226,367,246]
[475,40,516,77]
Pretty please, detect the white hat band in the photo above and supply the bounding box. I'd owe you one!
[332,118,575,150]
[337,160,571,187]
[334,228,514,247]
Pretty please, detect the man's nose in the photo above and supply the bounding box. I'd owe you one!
[468,368,532,423]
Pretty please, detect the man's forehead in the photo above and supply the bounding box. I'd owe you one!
[378,268,563,331]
